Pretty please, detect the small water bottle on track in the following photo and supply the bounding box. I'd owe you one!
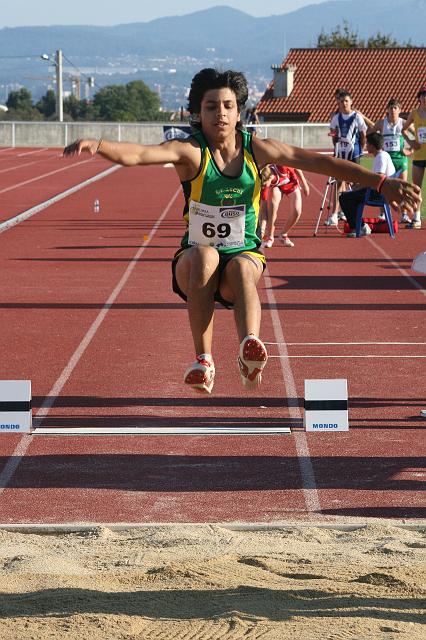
[93,198,100,213]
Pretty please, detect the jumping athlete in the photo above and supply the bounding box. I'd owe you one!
[63,68,421,395]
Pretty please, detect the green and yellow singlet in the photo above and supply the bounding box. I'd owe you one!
[179,128,262,255]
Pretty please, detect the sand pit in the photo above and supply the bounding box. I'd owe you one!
[0,522,424,639]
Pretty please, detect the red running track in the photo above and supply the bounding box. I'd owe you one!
[0,147,424,525]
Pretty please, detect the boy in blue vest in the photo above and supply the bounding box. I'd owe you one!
[327,91,368,225]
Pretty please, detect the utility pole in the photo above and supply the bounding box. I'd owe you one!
[55,49,63,122]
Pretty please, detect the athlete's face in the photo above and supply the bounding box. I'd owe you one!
[387,104,401,120]
[199,88,240,138]
[339,96,353,114]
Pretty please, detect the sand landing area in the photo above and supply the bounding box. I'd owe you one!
[0,522,424,639]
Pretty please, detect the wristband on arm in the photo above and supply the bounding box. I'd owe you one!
[96,139,103,154]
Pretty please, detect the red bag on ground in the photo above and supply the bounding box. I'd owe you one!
[343,217,398,234]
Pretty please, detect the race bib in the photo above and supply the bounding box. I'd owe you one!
[337,137,354,159]
[418,127,426,143]
[384,137,400,152]
[188,200,246,248]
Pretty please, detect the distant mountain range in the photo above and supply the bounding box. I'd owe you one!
[0,1,425,108]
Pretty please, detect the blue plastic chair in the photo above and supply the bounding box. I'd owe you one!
[355,171,401,239]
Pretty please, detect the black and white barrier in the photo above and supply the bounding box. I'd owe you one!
[304,379,348,432]
[0,381,32,433]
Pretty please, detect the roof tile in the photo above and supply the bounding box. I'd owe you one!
[257,48,426,122]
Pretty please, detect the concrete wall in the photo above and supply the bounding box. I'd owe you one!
[0,121,331,149]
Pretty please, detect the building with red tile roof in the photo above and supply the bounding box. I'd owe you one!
[257,47,426,123]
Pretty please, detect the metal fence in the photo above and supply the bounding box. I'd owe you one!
[0,121,331,149]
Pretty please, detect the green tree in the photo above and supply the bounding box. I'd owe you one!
[6,87,33,111]
[317,21,362,48]
[317,21,412,48]
[5,87,41,121]
[366,32,398,48]
[35,89,56,119]
[92,80,161,121]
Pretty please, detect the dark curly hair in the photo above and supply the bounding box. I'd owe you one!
[187,68,249,115]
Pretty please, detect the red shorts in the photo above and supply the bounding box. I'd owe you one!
[277,179,300,196]
[261,186,270,201]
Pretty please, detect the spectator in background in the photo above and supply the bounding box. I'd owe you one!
[326,90,368,226]
[246,106,260,135]
[262,165,309,248]
[339,132,395,237]
[402,85,426,229]
[368,98,416,223]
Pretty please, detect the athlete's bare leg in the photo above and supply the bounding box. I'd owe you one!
[411,164,424,224]
[265,187,282,240]
[175,246,220,356]
[219,253,264,341]
[281,188,302,236]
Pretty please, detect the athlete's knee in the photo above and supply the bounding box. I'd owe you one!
[225,254,261,284]
[187,246,220,288]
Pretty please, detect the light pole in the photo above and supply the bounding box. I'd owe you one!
[41,49,63,122]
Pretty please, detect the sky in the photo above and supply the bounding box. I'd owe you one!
[0,0,329,27]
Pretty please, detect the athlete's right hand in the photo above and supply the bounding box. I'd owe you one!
[63,139,98,157]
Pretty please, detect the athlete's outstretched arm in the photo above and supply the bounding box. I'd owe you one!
[253,137,422,214]
[63,138,186,167]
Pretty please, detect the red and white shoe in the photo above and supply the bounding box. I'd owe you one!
[280,235,294,247]
[184,354,215,394]
[237,335,268,389]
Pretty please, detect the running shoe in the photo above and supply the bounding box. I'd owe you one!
[347,223,372,238]
[421,410,426,418]
[280,235,294,247]
[324,213,338,226]
[184,354,215,394]
[400,212,411,224]
[337,211,347,221]
[263,236,274,248]
[238,335,268,389]
[406,220,422,229]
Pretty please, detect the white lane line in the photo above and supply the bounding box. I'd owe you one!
[0,187,181,496]
[0,165,120,235]
[368,237,426,297]
[308,178,426,297]
[269,355,426,358]
[0,157,96,196]
[0,160,38,175]
[263,267,321,516]
[17,148,49,157]
[265,341,426,345]
[0,147,14,153]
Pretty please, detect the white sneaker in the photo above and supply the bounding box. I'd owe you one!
[337,211,347,221]
[324,213,338,226]
[347,223,371,238]
[263,236,274,248]
[378,213,386,221]
[238,335,268,389]
[406,220,422,229]
[184,354,215,394]
[400,212,411,224]
[280,235,294,247]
